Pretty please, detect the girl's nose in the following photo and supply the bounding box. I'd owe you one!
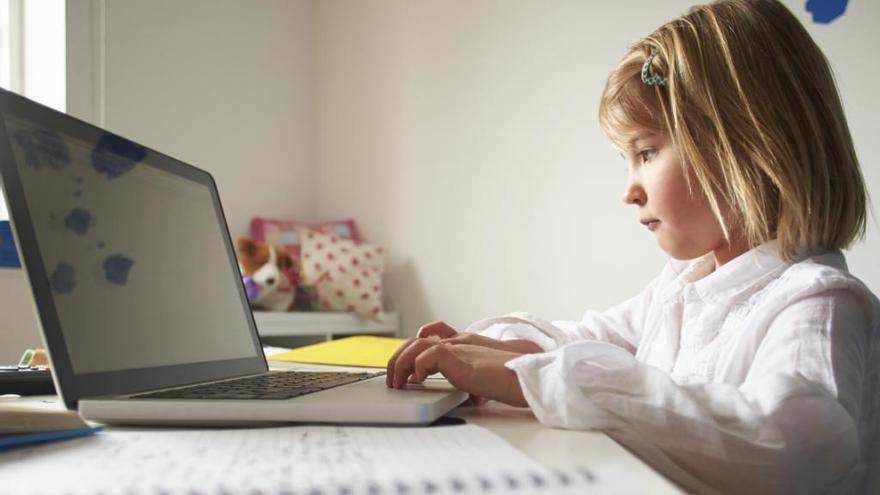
[622,182,646,206]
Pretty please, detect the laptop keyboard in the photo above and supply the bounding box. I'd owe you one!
[132,371,380,400]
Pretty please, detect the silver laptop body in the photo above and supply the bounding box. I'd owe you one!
[78,377,465,426]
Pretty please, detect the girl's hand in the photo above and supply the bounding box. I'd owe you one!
[386,321,542,401]
[415,321,459,339]
[385,323,453,388]
[390,342,528,407]
[415,321,545,354]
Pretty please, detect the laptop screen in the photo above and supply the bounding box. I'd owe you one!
[0,90,266,405]
[3,113,258,373]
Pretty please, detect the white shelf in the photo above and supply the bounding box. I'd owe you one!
[252,310,399,341]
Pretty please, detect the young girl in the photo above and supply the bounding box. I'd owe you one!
[386,0,878,493]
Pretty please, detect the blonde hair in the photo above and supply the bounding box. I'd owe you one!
[599,0,868,260]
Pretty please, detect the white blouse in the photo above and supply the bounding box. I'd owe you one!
[469,241,879,494]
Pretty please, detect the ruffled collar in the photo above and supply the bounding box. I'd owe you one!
[660,240,793,303]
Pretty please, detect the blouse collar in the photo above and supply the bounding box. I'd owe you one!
[661,240,789,303]
[691,240,792,302]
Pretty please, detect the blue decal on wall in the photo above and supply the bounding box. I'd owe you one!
[50,261,76,294]
[805,0,848,24]
[64,208,96,236]
[103,254,134,285]
[0,221,21,268]
[91,134,146,179]
[13,128,70,171]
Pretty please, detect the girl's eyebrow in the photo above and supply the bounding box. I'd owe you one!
[628,133,657,147]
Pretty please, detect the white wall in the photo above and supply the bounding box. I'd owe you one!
[67,0,316,234]
[3,1,877,362]
[314,0,880,336]
[0,270,43,362]
[0,0,316,362]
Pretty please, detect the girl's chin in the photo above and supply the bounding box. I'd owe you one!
[656,238,713,261]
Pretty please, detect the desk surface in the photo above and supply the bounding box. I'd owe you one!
[448,402,681,494]
[266,360,682,493]
[3,362,682,494]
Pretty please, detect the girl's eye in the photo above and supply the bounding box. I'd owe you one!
[639,149,657,163]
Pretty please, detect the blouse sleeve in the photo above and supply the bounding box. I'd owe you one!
[506,289,874,493]
[466,274,663,353]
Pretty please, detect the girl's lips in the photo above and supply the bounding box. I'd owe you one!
[641,219,660,231]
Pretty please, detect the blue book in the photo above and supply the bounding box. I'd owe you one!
[0,426,103,450]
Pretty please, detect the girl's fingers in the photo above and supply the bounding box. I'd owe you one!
[439,334,468,345]
[440,333,485,347]
[442,334,515,354]
[416,321,458,339]
[386,337,417,387]
[413,344,463,385]
[390,337,441,388]
[411,345,444,384]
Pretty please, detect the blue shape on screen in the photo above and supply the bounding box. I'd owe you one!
[63,208,95,236]
[50,261,75,294]
[91,134,147,179]
[12,129,70,171]
[0,221,21,268]
[103,254,134,285]
[805,0,848,24]
[335,225,350,237]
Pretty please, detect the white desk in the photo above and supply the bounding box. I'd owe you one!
[448,401,682,493]
[2,361,683,494]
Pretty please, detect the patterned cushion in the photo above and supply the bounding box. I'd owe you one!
[250,217,360,261]
[299,229,384,319]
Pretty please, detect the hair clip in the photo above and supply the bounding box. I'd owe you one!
[641,50,668,87]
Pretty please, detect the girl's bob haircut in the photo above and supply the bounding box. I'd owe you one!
[599,0,868,261]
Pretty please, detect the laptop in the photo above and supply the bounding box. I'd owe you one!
[0,89,467,425]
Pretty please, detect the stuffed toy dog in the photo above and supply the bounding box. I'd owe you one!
[236,236,297,311]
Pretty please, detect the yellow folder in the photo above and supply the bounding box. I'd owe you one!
[268,335,407,368]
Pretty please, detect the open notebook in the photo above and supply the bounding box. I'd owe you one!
[0,424,630,494]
